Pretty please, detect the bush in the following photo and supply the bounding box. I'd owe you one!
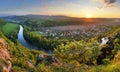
[102,58,111,65]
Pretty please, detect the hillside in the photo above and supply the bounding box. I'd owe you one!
[0,26,120,72]
[0,38,11,72]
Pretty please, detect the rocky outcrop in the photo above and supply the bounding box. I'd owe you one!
[97,33,120,65]
[25,60,34,69]
[100,37,109,46]
[0,38,12,72]
[36,54,61,65]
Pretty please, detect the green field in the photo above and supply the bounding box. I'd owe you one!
[2,23,19,35]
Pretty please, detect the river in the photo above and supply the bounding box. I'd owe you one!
[18,25,39,50]
[18,25,52,54]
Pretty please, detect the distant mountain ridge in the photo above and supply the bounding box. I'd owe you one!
[2,14,71,20]
[25,14,70,19]
[0,14,14,17]
[1,14,71,23]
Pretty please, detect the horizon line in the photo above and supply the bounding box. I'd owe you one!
[1,14,120,19]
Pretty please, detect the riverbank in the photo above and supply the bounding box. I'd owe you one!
[18,25,52,54]
[18,25,38,50]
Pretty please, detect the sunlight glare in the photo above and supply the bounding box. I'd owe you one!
[86,13,92,18]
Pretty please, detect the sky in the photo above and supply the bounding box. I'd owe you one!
[0,0,120,18]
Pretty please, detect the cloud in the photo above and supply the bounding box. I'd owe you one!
[105,0,116,4]
[92,0,117,8]
[103,0,116,7]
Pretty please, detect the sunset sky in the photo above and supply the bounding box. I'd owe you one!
[0,0,120,18]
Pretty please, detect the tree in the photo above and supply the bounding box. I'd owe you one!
[0,19,5,25]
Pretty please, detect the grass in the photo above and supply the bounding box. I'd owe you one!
[31,31,47,36]
[31,31,40,34]
[2,23,19,35]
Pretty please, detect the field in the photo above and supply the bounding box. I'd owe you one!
[2,23,19,35]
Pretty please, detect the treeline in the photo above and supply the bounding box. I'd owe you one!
[0,19,5,25]
[0,19,6,29]
[5,30,18,42]
[1,27,18,42]
[22,18,106,29]
[23,27,68,50]
[0,19,18,42]
[22,19,84,30]
[39,19,83,27]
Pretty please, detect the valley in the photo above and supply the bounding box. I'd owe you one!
[1,0,120,72]
[0,16,120,72]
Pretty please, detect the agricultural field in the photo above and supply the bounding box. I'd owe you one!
[1,23,19,35]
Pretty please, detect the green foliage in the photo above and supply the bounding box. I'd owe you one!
[102,58,111,65]
[0,19,5,25]
[24,27,68,50]
[0,21,19,42]
[23,18,84,29]
[0,19,5,31]
[12,66,26,72]
[93,63,120,72]
[113,38,120,54]
[54,40,99,65]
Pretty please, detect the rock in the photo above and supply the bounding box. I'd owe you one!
[100,37,109,46]
[97,35,117,65]
[2,60,12,72]
[36,54,44,65]
[25,60,34,69]
[37,54,44,59]
[36,54,61,65]
[0,38,12,72]
[0,49,11,61]
[114,32,120,40]
[0,38,11,61]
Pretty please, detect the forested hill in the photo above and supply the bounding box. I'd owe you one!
[2,15,71,22]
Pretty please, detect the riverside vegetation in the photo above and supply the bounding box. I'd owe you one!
[0,17,120,72]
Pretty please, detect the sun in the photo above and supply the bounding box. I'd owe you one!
[86,14,92,18]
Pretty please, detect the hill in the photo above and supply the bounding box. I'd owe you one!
[2,14,71,23]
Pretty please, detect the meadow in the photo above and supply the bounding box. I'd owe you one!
[2,23,19,35]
